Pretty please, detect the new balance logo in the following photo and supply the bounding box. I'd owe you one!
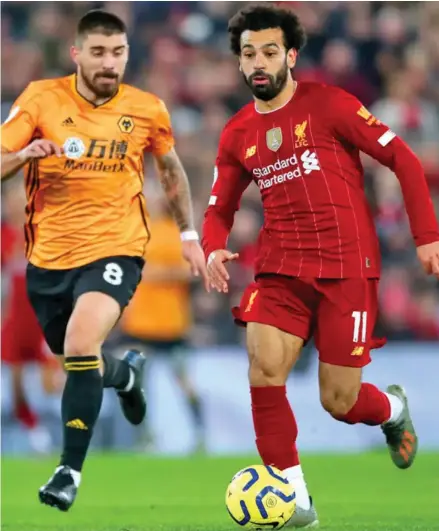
[301,150,320,175]
[66,418,88,430]
[351,346,364,357]
[245,145,256,159]
[62,117,75,126]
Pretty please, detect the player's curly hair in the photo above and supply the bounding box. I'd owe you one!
[228,4,307,56]
[76,9,126,41]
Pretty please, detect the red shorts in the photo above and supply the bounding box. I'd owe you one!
[1,311,50,366]
[232,275,386,368]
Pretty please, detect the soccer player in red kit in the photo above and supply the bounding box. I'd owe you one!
[2,181,63,452]
[203,5,439,527]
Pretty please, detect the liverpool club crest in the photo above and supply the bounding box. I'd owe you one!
[266,127,283,152]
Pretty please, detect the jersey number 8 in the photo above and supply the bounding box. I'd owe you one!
[103,263,124,286]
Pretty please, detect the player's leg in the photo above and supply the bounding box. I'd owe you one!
[170,342,205,453]
[28,256,144,510]
[2,324,39,430]
[111,334,155,450]
[35,290,115,510]
[247,322,319,528]
[40,353,65,395]
[1,317,54,453]
[316,278,417,469]
[75,258,146,410]
[10,363,39,430]
[1,316,39,430]
[247,323,304,486]
[59,258,145,467]
[40,290,145,511]
[236,276,318,526]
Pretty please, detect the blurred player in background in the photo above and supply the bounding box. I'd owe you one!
[120,184,205,454]
[203,4,439,527]
[1,179,64,454]
[1,9,207,511]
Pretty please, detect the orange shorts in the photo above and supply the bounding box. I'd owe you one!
[232,275,386,368]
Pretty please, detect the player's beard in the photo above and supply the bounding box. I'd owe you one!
[245,61,289,102]
[80,69,120,99]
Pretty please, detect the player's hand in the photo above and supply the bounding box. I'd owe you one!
[18,139,63,161]
[417,241,439,278]
[207,249,239,293]
[182,240,210,291]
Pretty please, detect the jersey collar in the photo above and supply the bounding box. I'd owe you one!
[69,74,124,109]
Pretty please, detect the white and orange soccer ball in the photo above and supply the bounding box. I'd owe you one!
[225,465,296,529]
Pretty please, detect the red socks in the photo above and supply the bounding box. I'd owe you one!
[336,383,391,426]
[16,400,38,429]
[250,385,300,469]
[251,383,390,469]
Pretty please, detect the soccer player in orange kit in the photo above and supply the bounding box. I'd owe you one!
[1,9,208,511]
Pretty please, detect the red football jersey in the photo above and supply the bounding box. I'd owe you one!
[202,82,438,279]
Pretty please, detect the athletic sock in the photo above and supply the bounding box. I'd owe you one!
[335,383,391,426]
[16,400,38,429]
[102,351,133,391]
[250,386,310,508]
[383,392,404,424]
[60,356,103,472]
[283,464,311,510]
[250,385,300,469]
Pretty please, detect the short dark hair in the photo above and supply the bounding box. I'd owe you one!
[76,9,126,42]
[228,4,307,56]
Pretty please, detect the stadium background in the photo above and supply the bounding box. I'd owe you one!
[1,1,438,456]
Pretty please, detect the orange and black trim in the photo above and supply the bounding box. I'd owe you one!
[71,74,123,109]
[24,159,39,259]
[136,156,150,253]
[138,193,151,254]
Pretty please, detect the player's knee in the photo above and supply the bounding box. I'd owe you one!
[246,323,299,386]
[320,388,358,417]
[63,329,102,357]
[248,355,287,386]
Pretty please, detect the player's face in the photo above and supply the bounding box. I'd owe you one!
[72,32,129,98]
[239,28,297,101]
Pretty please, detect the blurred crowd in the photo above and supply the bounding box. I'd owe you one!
[2,1,439,345]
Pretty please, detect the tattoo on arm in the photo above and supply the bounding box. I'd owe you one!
[155,148,194,232]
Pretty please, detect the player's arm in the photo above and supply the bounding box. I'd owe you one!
[1,146,28,181]
[1,85,61,181]
[329,88,439,277]
[202,128,253,293]
[1,142,62,181]
[150,98,209,289]
[154,148,195,233]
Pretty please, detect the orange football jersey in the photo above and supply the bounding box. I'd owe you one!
[1,74,175,269]
[121,216,191,341]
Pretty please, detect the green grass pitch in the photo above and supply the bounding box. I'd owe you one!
[2,452,439,530]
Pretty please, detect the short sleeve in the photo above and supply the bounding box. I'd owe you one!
[1,82,40,152]
[150,99,175,157]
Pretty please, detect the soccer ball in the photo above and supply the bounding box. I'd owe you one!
[225,465,296,529]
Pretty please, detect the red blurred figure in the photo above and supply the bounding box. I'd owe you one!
[1,180,63,452]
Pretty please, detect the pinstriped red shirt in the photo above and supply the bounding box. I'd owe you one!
[202,82,438,279]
